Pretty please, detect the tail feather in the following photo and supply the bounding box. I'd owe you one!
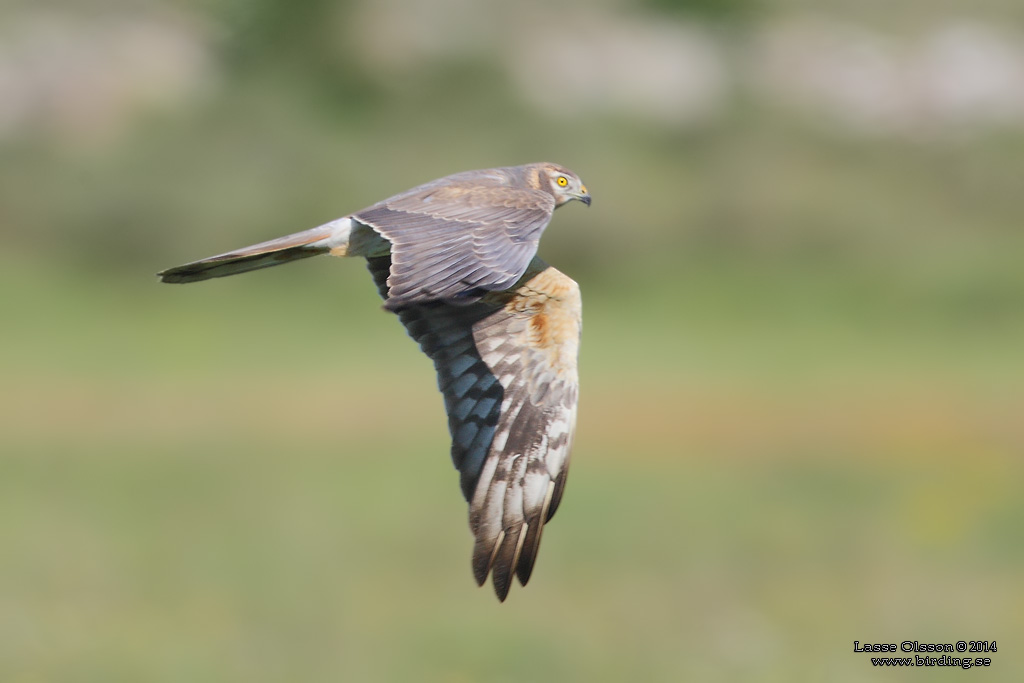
[158,223,343,284]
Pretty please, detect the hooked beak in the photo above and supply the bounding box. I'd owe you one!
[578,185,591,206]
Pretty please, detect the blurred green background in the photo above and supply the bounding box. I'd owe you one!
[2,0,1023,681]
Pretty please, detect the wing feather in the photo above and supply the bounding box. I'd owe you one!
[366,255,581,600]
[356,171,556,310]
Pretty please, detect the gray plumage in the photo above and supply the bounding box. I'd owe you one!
[158,163,589,600]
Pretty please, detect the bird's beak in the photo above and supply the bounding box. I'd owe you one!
[578,185,591,206]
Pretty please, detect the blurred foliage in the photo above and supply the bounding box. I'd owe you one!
[643,0,762,21]
[2,0,1023,681]
[216,0,359,83]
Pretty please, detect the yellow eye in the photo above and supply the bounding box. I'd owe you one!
[557,176,569,187]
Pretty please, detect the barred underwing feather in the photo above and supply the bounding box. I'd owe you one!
[367,254,581,600]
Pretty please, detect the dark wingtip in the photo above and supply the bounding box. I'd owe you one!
[515,562,535,587]
[472,556,489,587]
[514,526,543,587]
[475,550,510,601]
[492,575,512,602]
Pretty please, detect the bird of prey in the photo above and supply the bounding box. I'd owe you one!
[159,162,590,600]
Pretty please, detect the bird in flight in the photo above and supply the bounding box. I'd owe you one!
[159,162,590,600]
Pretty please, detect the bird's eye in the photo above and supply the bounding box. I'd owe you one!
[556,176,569,187]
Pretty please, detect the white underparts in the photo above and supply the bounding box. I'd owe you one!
[323,217,391,258]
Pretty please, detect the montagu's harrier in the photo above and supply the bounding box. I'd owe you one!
[159,162,590,601]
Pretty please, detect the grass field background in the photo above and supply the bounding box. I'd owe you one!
[2,0,1023,680]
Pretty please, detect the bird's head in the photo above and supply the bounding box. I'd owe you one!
[535,163,591,207]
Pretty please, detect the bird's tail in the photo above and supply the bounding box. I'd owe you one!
[158,219,353,284]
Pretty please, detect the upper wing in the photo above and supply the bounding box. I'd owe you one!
[357,174,555,311]
[367,255,581,601]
